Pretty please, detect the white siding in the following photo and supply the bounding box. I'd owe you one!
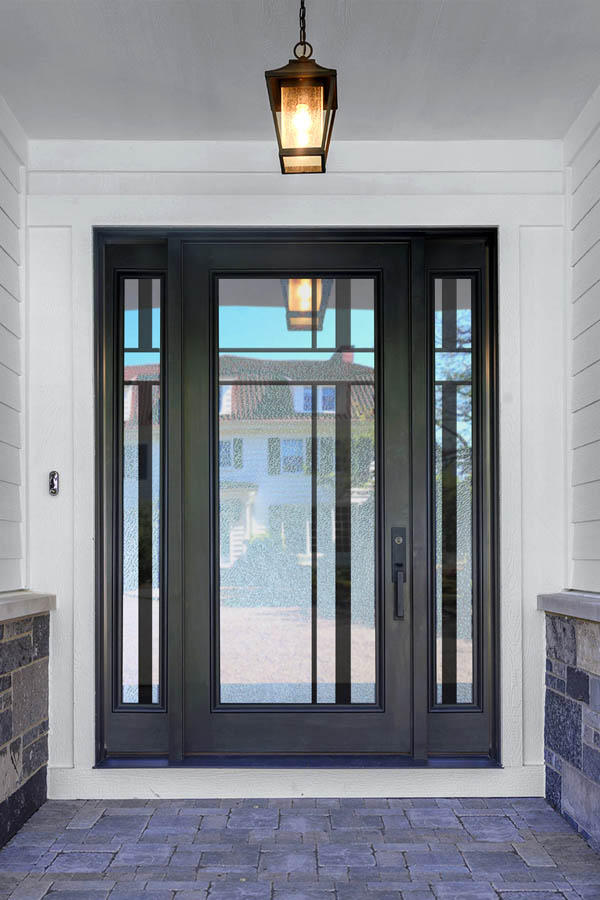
[0,95,26,591]
[565,85,600,591]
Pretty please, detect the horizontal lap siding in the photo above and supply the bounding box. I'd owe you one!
[0,123,24,591]
[570,109,600,591]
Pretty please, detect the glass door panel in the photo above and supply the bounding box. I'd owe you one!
[217,279,376,705]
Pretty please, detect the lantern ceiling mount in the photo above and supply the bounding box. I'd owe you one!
[293,0,313,60]
[265,0,338,175]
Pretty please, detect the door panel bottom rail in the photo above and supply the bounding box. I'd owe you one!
[96,754,500,769]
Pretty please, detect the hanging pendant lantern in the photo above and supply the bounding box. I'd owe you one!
[265,0,337,174]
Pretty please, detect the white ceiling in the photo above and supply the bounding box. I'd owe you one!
[1,0,600,141]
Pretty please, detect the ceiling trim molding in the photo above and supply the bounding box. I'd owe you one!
[28,139,563,176]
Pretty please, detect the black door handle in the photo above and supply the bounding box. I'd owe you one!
[394,564,405,618]
[391,527,407,620]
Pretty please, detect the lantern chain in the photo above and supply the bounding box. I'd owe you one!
[294,0,313,59]
[299,0,306,45]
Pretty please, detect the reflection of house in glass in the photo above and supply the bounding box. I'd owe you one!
[218,351,377,704]
[218,352,374,569]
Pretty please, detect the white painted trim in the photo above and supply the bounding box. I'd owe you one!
[27,170,565,199]
[48,765,545,800]
[28,139,563,175]
[27,194,565,229]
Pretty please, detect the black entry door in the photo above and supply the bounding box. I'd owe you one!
[181,237,419,756]
[97,229,498,765]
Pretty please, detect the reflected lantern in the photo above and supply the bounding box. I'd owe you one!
[281,278,332,330]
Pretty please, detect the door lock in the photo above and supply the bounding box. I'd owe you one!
[391,527,407,619]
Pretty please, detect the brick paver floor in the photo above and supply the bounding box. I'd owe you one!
[0,797,598,899]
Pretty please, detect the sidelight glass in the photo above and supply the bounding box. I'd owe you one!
[121,277,162,705]
[433,277,474,705]
[218,278,376,704]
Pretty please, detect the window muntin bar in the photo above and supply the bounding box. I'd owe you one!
[433,277,474,706]
[121,277,162,706]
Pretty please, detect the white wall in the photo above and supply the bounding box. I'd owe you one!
[564,88,600,592]
[25,138,567,797]
[0,97,27,592]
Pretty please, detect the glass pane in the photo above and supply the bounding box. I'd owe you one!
[317,279,375,349]
[433,277,474,706]
[435,278,472,348]
[281,84,324,149]
[350,383,376,703]
[124,277,161,350]
[219,352,375,382]
[219,279,312,350]
[435,352,472,382]
[121,277,162,706]
[218,277,377,705]
[219,384,312,704]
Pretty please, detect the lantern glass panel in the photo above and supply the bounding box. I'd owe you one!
[281,83,323,145]
[280,82,324,173]
[282,155,323,174]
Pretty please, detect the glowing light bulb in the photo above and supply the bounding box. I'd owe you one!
[297,279,312,309]
[292,103,312,147]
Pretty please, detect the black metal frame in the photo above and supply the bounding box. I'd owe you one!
[424,238,498,757]
[95,228,499,766]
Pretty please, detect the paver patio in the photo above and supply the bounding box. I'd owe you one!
[0,797,598,899]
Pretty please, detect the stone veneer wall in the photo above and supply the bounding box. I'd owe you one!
[544,612,600,848]
[0,613,49,845]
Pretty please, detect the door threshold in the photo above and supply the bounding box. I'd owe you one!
[97,755,500,769]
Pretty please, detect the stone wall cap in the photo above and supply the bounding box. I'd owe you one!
[0,590,56,623]
[538,590,600,623]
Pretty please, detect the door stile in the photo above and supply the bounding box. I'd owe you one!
[167,237,185,762]
[410,237,429,762]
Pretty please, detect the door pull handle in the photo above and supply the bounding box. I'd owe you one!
[393,563,406,619]
[391,527,407,620]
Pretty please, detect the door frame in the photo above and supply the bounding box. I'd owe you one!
[94,227,499,767]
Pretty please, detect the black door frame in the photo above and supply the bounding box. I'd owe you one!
[95,227,499,768]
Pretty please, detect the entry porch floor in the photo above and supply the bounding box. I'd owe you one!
[0,797,598,900]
